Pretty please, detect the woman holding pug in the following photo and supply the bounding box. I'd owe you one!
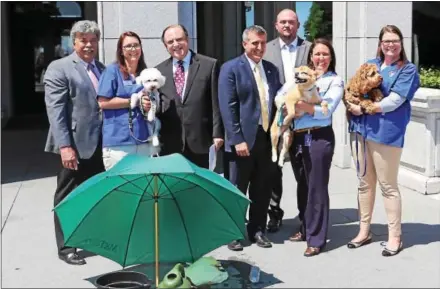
[97,31,157,170]
[346,25,420,256]
[285,38,344,257]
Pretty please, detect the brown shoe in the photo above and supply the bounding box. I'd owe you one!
[304,247,321,257]
[289,232,305,242]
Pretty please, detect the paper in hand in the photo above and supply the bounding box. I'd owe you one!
[209,144,217,171]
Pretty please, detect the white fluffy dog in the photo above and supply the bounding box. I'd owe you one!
[130,68,166,148]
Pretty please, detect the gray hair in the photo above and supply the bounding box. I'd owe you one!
[70,20,101,44]
[242,25,267,42]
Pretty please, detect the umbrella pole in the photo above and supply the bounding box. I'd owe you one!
[154,175,159,288]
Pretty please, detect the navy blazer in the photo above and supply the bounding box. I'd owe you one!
[218,54,282,152]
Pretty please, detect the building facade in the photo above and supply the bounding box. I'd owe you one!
[1,2,439,194]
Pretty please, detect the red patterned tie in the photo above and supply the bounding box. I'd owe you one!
[174,60,185,100]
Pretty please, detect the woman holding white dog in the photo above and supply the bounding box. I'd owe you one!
[286,38,344,257]
[346,25,420,256]
[97,31,157,170]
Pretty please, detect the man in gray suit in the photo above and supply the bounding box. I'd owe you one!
[44,20,105,265]
[263,9,312,233]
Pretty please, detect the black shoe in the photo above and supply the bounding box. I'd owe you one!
[58,252,86,265]
[227,240,243,251]
[250,232,272,248]
[347,232,373,249]
[267,208,284,233]
[382,241,403,257]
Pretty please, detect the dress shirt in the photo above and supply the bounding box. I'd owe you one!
[245,53,270,125]
[172,51,192,97]
[79,58,101,80]
[293,71,344,130]
[279,37,298,82]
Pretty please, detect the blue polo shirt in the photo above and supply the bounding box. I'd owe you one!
[97,62,150,147]
[349,58,420,148]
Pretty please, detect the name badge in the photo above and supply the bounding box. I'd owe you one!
[123,80,134,86]
[305,133,312,147]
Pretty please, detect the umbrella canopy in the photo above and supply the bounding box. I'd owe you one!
[54,153,249,284]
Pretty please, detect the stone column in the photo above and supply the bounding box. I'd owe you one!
[97,1,197,67]
[332,2,413,169]
[400,88,440,194]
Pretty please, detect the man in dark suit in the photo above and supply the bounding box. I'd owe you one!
[44,20,105,265]
[263,9,312,233]
[155,24,224,168]
[219,25,282,251]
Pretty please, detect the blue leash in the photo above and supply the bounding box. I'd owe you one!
[354,116,367,178]
[277,104,295,131]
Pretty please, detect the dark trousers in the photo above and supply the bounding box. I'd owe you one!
[183,145,209,169]
[227,126,272,237]
[269,163,283,212]
[288,126,334,248]
[161,141,209,169]
[54,145,105,255]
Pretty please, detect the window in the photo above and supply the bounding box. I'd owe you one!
[244,1,254,27]
[413,2,440,68]
[51,1,82,18]
[301,1,332,41]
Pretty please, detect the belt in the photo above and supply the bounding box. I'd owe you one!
[294,126,323,134]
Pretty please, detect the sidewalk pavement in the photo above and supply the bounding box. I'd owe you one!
[2,130,440,288]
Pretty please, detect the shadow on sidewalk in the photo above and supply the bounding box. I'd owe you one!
[269,208,358,244]
[1,129,60,184]
[86,258,282,288]
[268,208,440,253]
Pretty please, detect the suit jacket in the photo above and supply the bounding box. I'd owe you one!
[44,52,105,159]
[218,54,282,152]
[264,37,312,84]
[155,51,223,155]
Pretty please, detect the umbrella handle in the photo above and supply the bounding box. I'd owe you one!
[154,176,159,288]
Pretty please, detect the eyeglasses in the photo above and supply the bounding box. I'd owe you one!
[123,43,141,51]
[381,40,401,45]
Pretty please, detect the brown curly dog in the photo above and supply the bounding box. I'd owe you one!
[344,63,384,116]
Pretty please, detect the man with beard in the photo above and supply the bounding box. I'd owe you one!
[263,9,312,233]
[44,20,105,265]
[155,24,224,168]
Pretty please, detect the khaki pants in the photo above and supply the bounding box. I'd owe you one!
[102,143,160,170]
[350,133,402,237]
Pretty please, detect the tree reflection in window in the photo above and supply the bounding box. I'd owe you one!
[51,1,82,18]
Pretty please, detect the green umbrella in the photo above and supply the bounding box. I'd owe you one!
[54,153,249,287]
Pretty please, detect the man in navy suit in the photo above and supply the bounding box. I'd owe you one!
[218,25,282,251]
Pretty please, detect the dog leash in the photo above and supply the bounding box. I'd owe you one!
[354,116,367,179]
[128,92,151,144]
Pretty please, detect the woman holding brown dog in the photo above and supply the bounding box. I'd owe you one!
[286,38,344,257]
[346,25,420,256]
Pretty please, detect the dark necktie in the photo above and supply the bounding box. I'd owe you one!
[174,60,185,100]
